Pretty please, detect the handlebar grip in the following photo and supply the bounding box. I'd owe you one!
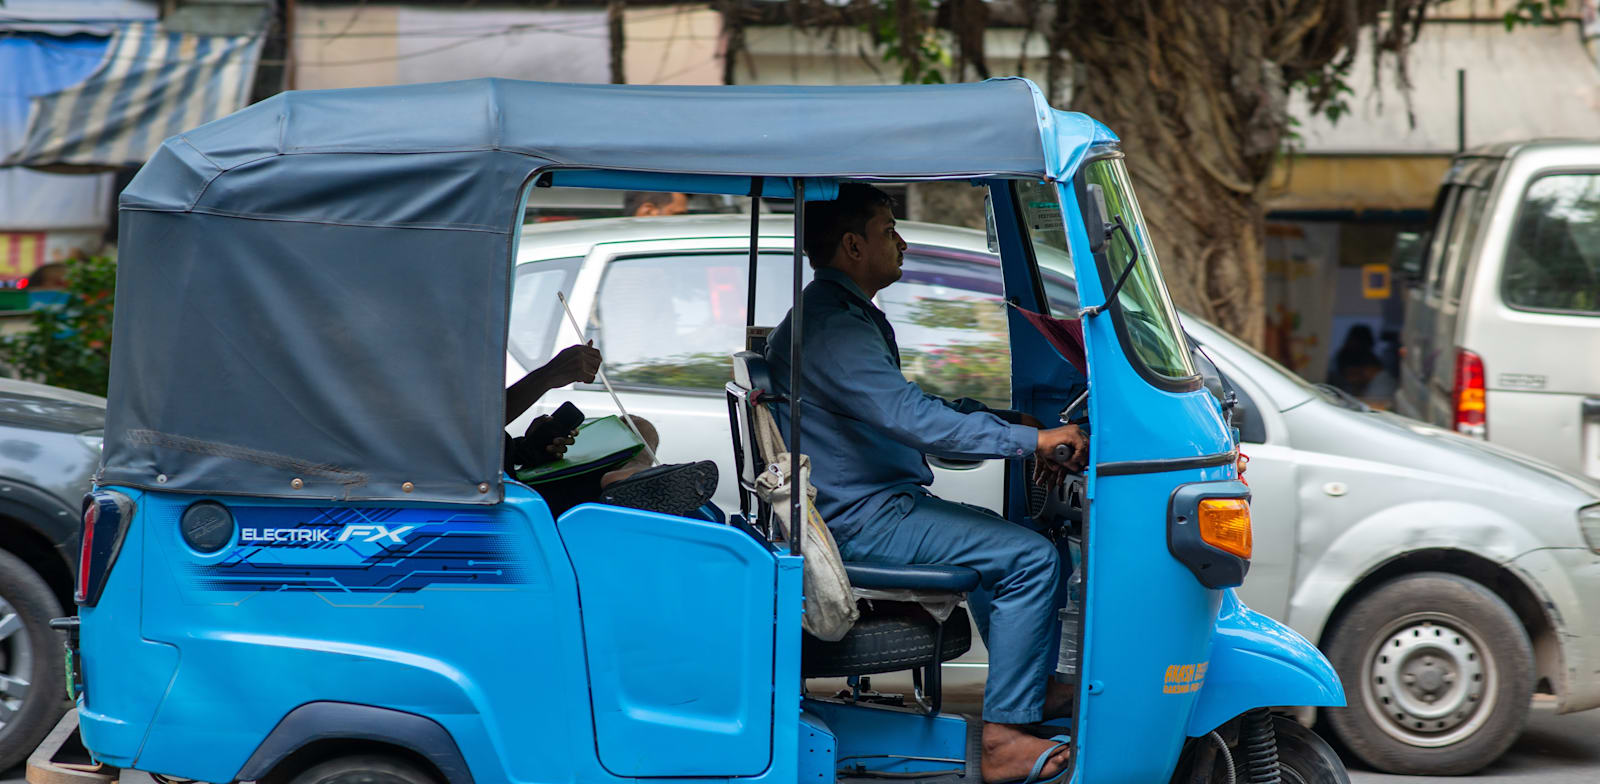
[1052,444,1074,465]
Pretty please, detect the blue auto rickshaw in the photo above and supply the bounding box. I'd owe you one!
[37,77,1348,784]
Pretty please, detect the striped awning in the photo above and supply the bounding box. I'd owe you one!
[4,21,263,171]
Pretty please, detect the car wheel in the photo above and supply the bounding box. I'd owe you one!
[0,547,67,771]
[289,754,440,784]
[1322,572,1533,776]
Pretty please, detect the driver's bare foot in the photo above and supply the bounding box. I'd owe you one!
[981,722,1071,784]
[1043,680,1074,719]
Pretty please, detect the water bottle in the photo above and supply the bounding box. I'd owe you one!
[1056,548,1083,677]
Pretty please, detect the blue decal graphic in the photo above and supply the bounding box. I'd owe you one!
[191,507,527,593]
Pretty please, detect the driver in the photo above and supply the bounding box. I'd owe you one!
[765,184,1088,784]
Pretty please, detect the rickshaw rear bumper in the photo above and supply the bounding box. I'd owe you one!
[1186,590,1344,737]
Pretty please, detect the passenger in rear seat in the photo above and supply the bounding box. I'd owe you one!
[505,343,717,517]
[765,184,1087,784]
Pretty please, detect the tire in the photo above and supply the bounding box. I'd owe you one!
[0,547,66,771]
[1168,715,1349,784]
[1275,715,1350,784]
[1321,572,1534,776]
[289,754,440,784]
[802,603,972,677]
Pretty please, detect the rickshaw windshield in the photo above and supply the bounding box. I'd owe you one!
[1080,154,1197,383]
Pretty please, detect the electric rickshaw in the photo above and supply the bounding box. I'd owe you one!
[33,77,1347,784]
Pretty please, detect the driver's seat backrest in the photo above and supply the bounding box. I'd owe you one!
[726,351,776,532]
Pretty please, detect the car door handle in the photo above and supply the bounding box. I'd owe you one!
[928,456,986,471]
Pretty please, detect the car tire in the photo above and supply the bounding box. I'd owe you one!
[0,547,67,771]
[1321,572,1533,776]
[289,754,440,784]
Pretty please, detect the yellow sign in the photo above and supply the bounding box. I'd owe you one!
[1362,264,1392,299]
[1163,661,1208,694]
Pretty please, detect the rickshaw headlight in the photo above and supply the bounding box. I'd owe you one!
[1197,498,1252,559]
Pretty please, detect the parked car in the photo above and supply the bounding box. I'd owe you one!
[508,214,1600,776]
[0,378,103,769]
[1394,140,1600,481]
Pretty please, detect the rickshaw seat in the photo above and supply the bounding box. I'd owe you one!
[843,562,980,593]
[727,350,973,715]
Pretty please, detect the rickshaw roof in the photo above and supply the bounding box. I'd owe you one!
[101,77,1117,505]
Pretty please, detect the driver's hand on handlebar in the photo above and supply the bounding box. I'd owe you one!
[1036,424,1088,473]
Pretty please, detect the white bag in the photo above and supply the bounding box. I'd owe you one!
[751,405,858,641]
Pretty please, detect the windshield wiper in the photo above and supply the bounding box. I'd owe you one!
[1315,383,1371,412]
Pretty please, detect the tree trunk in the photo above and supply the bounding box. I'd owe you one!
[608,0,627,84]
[1058,4,1285,346]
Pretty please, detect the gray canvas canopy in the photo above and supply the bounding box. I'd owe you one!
[100,77,1116,504]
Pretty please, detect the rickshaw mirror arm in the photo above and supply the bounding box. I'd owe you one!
[1078,217,1138,319]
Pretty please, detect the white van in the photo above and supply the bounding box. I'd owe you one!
[1395,141,1600,479]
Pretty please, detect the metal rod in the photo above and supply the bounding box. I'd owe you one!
[790,179,805,558]
[555,291,659,466]
[1457,68,1466,153]
[747,177,763,331]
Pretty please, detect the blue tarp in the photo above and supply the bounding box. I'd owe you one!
[101,77,1118,504]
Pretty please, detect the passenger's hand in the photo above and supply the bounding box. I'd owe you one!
[542,343,602,387]
[524,415,580,461]
[1036,424,1088,473]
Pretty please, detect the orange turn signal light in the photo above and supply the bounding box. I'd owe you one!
[1198,498,1252,559]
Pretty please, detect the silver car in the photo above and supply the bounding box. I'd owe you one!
[1395,140,1600,481]
[509,214,1600,776]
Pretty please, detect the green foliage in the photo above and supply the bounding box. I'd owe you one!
[0,256,116,396]
[1504,0,1569,29]
[607,351,734,390]
[898,297,1011,409]
[863,0,951,84]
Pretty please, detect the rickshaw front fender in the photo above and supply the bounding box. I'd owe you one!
[1186,590,1344,737]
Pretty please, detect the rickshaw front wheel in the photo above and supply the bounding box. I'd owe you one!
[1273,715,1350,784]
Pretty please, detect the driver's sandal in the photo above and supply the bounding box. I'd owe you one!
[990,734,1072,784]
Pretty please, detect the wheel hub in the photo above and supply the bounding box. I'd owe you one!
[0,597,33,731]
[1365,616,1495,748]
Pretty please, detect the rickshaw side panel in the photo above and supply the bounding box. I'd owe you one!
[99,484,603,783]
[556,503,780,778]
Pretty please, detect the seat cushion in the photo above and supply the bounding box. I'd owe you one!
[843,562,981,593]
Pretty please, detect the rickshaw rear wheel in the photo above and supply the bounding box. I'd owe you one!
[287,754,441,784]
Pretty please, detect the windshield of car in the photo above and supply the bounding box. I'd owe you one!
[1079,155,1197,382]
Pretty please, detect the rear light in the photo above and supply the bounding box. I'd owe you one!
[1452,348,1487,439]
[76,491,133,607]
[16,277,29,290]
[1197,498,1252,559]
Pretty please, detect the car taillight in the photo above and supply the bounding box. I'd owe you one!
[1452,349,1487,439]
[76,491,132,607]
[16,277,29,290]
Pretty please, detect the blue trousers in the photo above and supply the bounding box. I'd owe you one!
[836,490,1063,724]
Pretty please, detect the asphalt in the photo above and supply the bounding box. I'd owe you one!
[6,697,1597,783]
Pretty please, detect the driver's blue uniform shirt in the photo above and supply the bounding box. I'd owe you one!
[765,266,1036,543]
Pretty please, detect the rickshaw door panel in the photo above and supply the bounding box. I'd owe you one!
[557,504,777,778]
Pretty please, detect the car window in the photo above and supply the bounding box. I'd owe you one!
[1443,185,1492,303]
[1502,173,1600,315]
[590,252,811,391]
[880,252,1011,409]
[509,257,582,372]
[1424,186,1462,298]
